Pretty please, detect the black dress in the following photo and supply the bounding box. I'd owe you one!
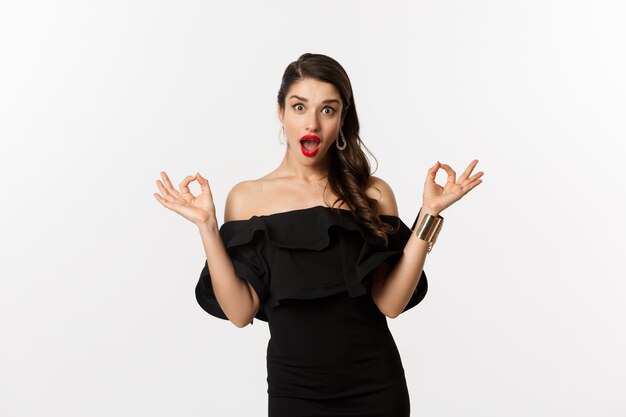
[195,205,428,417]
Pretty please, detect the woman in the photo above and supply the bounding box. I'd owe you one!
[154,52,483,417]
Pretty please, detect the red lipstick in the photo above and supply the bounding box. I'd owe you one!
[300,134,321,157]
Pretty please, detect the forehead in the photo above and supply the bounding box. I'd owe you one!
[287,78,341,102]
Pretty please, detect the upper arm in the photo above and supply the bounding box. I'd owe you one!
[367,176,400,317]
[223,181,262,325]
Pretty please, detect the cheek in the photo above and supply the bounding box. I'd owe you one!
[325,123,340,136]
[283,121,297,134]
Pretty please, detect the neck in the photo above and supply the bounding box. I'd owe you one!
[278,149,331,182]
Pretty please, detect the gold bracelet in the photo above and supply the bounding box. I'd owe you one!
[415,212,444,253]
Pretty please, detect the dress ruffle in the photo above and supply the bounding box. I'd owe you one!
[195,206,428,324]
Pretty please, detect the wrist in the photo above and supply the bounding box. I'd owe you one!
[197,218,219,234]
[415,207,444,254]
[420,205,440,217]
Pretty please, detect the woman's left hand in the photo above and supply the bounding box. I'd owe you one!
[422,159,484,215]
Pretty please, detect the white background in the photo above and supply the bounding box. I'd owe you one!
[1,1,625,416]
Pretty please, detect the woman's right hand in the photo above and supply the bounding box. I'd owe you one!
[154,171,217,227]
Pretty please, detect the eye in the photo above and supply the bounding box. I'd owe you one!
[292,104,304,111]
[323,106,336,115]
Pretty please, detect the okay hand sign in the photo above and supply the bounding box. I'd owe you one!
[154,171,217,226]
[423,159,484,215]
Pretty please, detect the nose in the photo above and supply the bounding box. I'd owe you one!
[306,112,320,132]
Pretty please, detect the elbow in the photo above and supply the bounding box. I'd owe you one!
[385,302,407,319]
[386,310,400,319]
[230,310,256,328]
[232,320,249,328]
[373,295,401,319]
[226,285,260,328]
[223,310,249,328]
[231,316,251,328]
[230,313,253,328]
[380,303,400,319]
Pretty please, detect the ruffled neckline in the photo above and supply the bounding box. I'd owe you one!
[218,205,408,251]
[222,205,378,225]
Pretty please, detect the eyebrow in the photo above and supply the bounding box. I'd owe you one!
[288,95,341,105]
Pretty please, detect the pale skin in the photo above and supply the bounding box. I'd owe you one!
[154,77,484,326]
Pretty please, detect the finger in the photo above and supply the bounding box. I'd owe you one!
[462,178,483,194]
[458,159,479,183]
[425,161,441,184]
[179,175,195,195]
[459,170,484,188]
[153,193,178,211]
[467,171,484,183]
[160,172,180,197]
[439,162,456,183]
[154,191,176,210]
[195,172,212,196]
[156,179,178,202]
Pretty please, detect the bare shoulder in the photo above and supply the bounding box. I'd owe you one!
[366,175,399,217]
[223,179,264,223]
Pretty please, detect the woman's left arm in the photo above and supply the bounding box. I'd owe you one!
[371,159,484,318]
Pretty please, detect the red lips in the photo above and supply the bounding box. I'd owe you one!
[300,135,321,157]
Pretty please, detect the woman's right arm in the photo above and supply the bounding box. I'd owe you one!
[154,171,259,328]
[197,219,260,328]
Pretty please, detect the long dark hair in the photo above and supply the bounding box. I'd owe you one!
[277,53,398,247]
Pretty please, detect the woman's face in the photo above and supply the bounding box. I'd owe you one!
[278,77,345,165]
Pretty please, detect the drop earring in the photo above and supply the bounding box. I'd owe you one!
[278,125,286,145]
[336,128,347,150]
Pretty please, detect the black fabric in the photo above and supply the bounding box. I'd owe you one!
[195,205,427,324]
[194,205,428,416]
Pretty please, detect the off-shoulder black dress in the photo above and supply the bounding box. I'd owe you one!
[195,205,428,417]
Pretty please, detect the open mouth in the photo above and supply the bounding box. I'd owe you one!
[300,139,320,153]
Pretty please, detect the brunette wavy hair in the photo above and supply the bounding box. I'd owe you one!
[276,53,399,247]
